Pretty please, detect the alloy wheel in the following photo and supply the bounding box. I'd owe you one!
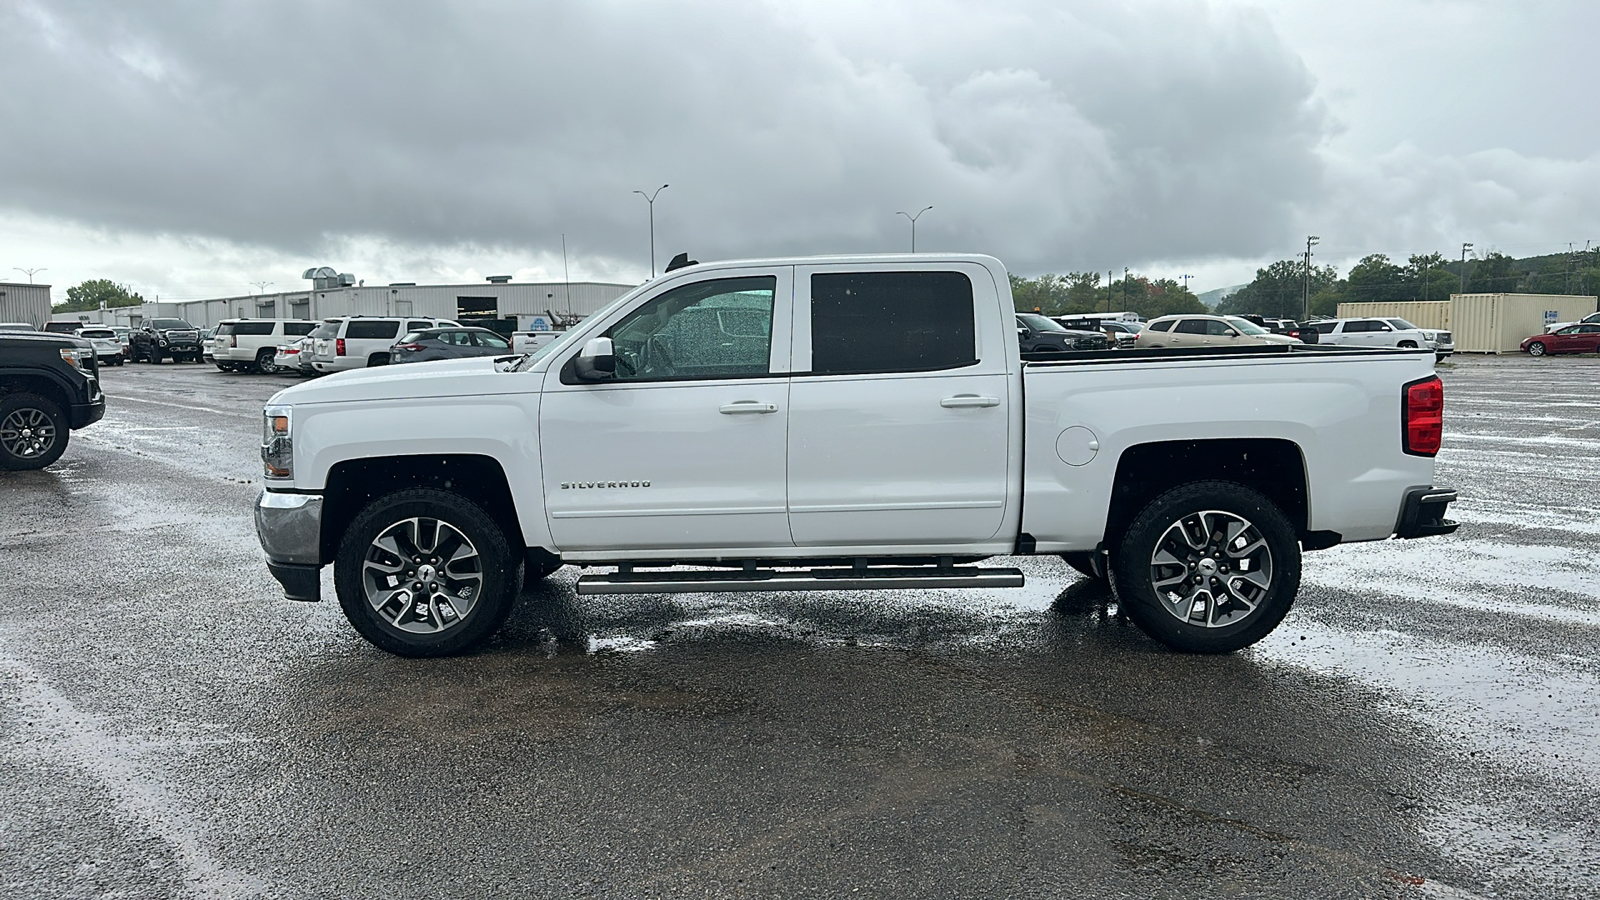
[361,516,484,634]
[0,408,56,459]
[1147,509,1273,628]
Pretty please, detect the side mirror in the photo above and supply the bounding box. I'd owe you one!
[573,336,616,381]
[1380,325,1392,332]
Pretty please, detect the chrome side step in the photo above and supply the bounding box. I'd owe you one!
[576,566,1025,595]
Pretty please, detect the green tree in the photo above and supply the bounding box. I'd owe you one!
[1467,251,1521,293]
[1345,254,1406,303]
[1404,253,1457,301]
[54,279,144,313]
[1218,260,1337,320]
[1009,273,1071,315]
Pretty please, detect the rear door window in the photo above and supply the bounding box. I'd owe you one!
[809,271,975,375]
[346,320,401,340]
[235,321,275,336]
[284,322,316,336]
[1174,319,1207,334]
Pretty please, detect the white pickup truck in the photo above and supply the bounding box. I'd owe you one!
[255,254,1457,658]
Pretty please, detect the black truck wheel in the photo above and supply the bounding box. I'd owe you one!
[1112,481,1300,654]
[0,392,69,470]
[255,349,278,374]
[334,488,522,657]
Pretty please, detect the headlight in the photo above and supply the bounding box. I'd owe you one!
[261,405,293,479]
[59,347,94,370]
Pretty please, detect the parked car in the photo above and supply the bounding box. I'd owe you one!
[307,316,460,373]
[0,322,35,332]
[74,327,126,366]
[1307,318,1451,360]
[272,336,317,376]
[1138,315,1301,349]
[254,252,1456,659]
[1056,317,1141,348]
[1286,322,1320,344]
[1522,323,1600,356]
[512,331,563,354]
[1016,314,1110,353]
[0,330,105,469]
[211,319,320,373]
[391,327,515,364]
[41,321,84,335]
[1544,311,1600,333]
[129,318,204,363]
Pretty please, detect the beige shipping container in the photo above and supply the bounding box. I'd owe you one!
[1335,300,1452,330]
[1450,293,1598,354]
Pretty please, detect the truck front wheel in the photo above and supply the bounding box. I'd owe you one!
[334,488,522,657]
[0,393,69,470]
[1112,481,1300,654]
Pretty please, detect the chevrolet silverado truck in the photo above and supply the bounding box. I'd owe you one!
[1,330,105,469]
[254,254,1457,658]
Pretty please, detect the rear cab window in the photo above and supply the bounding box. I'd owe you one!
[809,271,975,374]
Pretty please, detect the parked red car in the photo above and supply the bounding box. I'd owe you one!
[1522,323,1600,356]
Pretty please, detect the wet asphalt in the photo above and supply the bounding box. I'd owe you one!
[1,355,1597,899]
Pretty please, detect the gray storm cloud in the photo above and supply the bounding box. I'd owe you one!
[1,0,1330,274]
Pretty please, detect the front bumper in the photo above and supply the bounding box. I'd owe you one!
[1395,487,1459,538]
[256,489,324,600]
[70,397,106,429]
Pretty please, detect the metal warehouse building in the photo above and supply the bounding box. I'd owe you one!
[1337,293,1598,354]
[0,282,53,328]
[56,275,637,333]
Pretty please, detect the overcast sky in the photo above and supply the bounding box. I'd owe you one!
[2,0,1597,302]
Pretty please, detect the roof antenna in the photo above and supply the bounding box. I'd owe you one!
[665,252,697,273]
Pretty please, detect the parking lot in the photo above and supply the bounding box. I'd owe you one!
[3,356,1598,899]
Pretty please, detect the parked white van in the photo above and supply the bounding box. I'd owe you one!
[213,320,320,373]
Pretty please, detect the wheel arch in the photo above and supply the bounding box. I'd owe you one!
[320,454,524,564]
[0,373,73,420]
[1104,438,1313,551]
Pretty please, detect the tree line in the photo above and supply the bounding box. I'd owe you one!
[1013,247,1600,322]
[52,279,144,312]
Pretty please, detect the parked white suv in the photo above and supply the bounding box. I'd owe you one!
[308,316,459,373]
[1311,318,1452,360]
[74,327,127,366]
[212,319,320,373]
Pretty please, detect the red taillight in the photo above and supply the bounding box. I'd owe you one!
[336,338,346,356]
[1288,330,1301,339]
[396,343,424,352]
[1403,376,1443,456]
[229,334,237,347]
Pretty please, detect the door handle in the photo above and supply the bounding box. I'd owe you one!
[940,395,1001,409]
[719,401,779,415]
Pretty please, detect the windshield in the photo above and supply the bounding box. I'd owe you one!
[152,318,194,330]
[1386,319,1419,331]
[1225,317,1268,335]
[1017,313,1068,332]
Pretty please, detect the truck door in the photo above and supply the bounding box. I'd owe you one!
[538,268,796,552]
[787,264,1013,547]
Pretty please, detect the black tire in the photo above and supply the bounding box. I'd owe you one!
[368,353,390,367]
[1527,341,1547,357]
[1112,481,1300,654]
[334,488,522,657]
[1397,341,1417,349]
[0,392,69,470]
[1060,551,1106,582]
[147,345,163,364]
[255,349,278,375]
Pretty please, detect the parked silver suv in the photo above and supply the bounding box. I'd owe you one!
[308,316,459,373]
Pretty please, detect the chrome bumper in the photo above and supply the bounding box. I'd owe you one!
[255,490,323,566]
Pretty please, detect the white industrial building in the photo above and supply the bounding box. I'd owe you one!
[52,271,637,333]
[0,281,53,327]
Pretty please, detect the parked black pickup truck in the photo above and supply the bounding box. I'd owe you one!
[0,331,106,469]
[129,317,204,363]
[1015,313,1111,352]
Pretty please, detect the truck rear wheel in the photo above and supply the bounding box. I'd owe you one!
[0,392,69,470]
[1112,481,1300,654]
[334,488,522,657]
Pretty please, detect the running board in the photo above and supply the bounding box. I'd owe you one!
[576,566,1025,595]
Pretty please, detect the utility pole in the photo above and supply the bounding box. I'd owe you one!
[632,184,669,278]
[1123,267,1130,313]
[1107,270,1113,314]
[1179,274,1193,290]
[561,233,572,311]
[1421,257,1429,301]
[896,206,932,252]
[1303,236,1319,320]
[1459,242,1473,294]
[13,267,45,284]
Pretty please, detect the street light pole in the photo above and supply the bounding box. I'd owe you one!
[13,267,45,284]
[633,184,669,278]
[1459,242,1474,294]
[895,206,932,252]
[250,281,273,295]
[1303,236,1320,320]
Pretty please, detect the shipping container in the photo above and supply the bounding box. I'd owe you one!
[0,282,53,328]
[1335,301,1452,330]
[1450,293,1598,354]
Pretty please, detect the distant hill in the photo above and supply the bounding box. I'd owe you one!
[1196,284,1247,309]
